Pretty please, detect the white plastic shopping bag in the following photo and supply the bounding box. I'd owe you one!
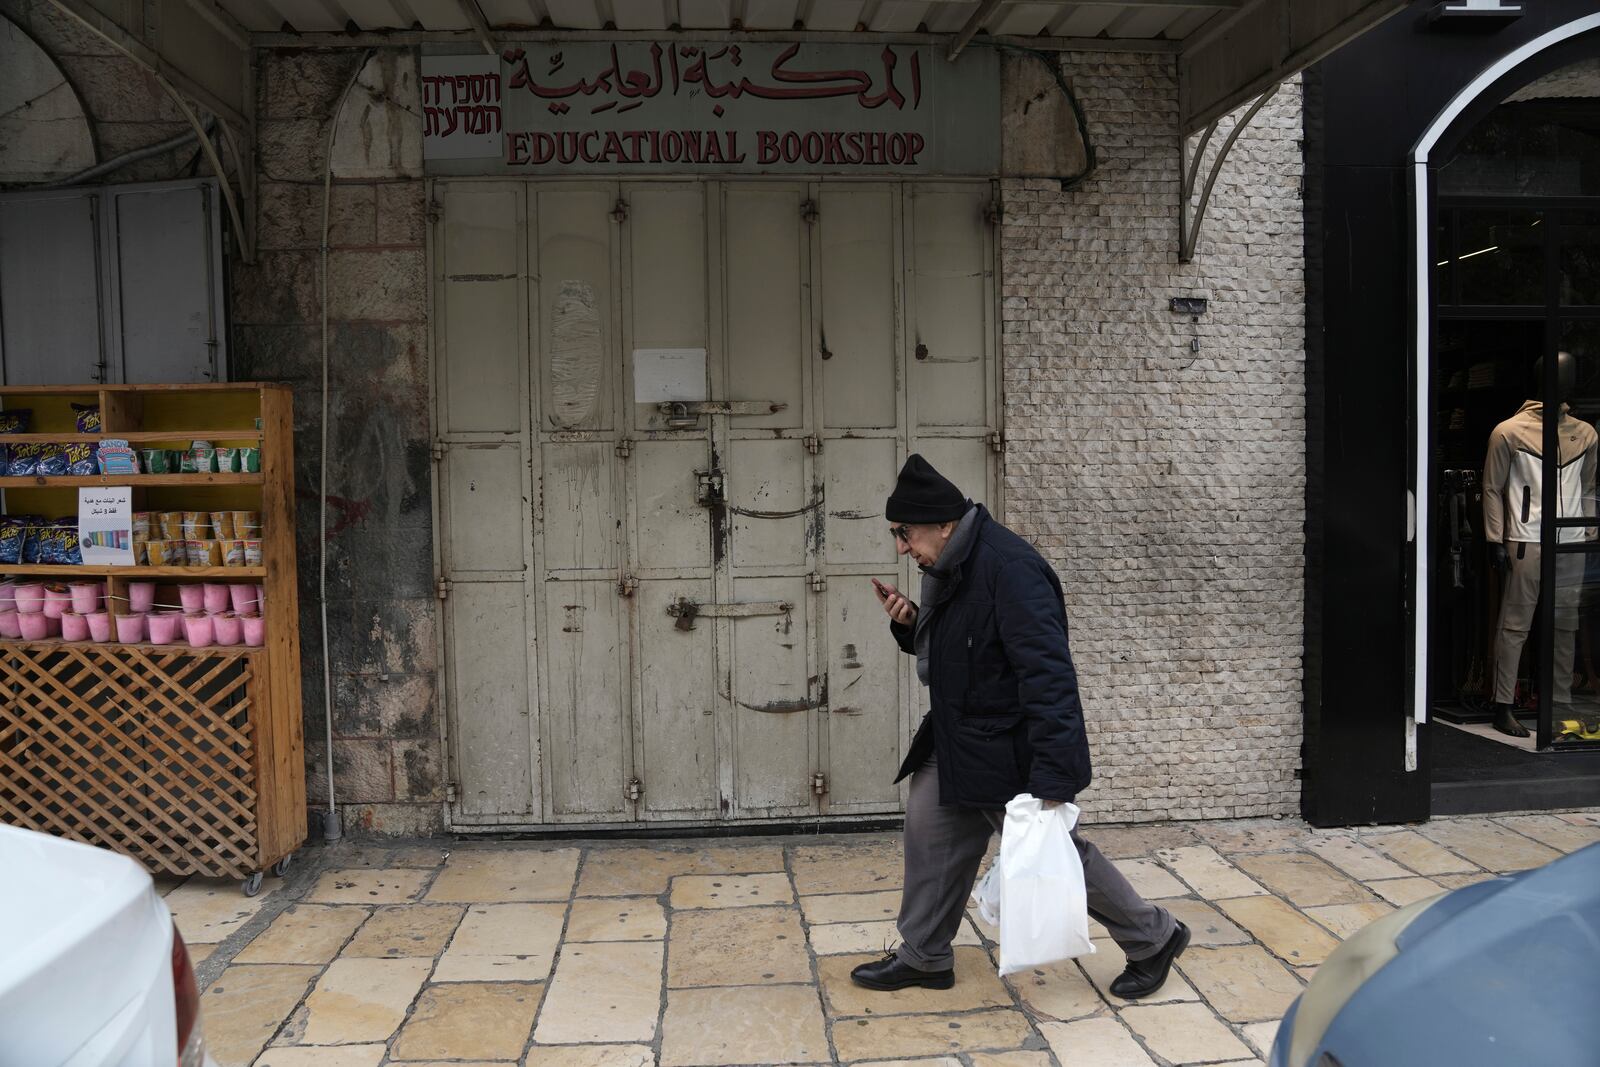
[971,864,1002,928]
[993,793,1095,976]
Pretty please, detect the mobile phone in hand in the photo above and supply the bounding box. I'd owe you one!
[871,578,890,602]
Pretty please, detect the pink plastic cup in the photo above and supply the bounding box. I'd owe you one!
[179,584,205,614]
[19,612,49,640]
[69,582,103,615]
[61,612,90,642]
[0,610,20,638]
[202,583,230,614]
[128,582,156,614]
[147,612,181,645]
[13,582,44,614]
[241,614,265,647]
[211,612,242,646]
[229,583,261,614]
[43,586,69,620]
[86,612,112,642]
[183,614,215,648]
[115,613,146,643]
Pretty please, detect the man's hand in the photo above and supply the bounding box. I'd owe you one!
[872,579,918,625]
[1489,542,1509,570]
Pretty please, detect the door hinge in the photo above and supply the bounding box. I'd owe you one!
[611,198,629,223]
[431,441,448,462]
[615,438,633,459]
[618,573,639,597]
[803,435,821,455]
[986,200,1003,226]
[426,199,443,223]
[987,431,1005,454]
[445,781,458,803]
[808,572,827,592]
[801,199,819,224]
[624,776,644,802]
[811,772,828,797]
[435,577,453,600]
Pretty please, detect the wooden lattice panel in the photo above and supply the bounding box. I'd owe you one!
[0,642,259,878]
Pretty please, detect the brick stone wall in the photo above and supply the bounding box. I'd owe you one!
[1000,54,1306,822]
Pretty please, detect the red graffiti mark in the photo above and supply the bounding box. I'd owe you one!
[294,489,374,537]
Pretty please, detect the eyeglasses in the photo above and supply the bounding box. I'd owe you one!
[890,524,912,543]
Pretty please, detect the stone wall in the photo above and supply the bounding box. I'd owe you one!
[1000,54,1306,822]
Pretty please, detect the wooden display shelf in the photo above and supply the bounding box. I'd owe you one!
[0,474,262,487]
[0,637,264,654]
[0,565,266,578]
[0,432,263,444]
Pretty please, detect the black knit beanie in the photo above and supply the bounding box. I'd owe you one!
[885,454,968,523]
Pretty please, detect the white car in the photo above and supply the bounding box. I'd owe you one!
[0,825,216,1066]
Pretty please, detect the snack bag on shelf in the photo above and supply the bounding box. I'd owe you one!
[72,404,101,433]
[37,444,68,476]
[215,447,239,473]
[0,409,31,473]
[0,517,31,564]
[8,442,44,476]
[182,443,217,474]
[64,442,96,476]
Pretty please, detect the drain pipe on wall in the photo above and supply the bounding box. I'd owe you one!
[319,49,377,844]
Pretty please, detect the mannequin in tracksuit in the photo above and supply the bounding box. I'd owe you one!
[1482,352,1597,737]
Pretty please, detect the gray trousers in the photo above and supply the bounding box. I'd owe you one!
[896,759,1176,971]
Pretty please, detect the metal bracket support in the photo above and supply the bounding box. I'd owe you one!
[1178,82,1280,264]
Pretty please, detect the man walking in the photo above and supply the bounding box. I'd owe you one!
[851,454,1188,997]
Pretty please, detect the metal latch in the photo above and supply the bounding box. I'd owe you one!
[811,772,827,796]
[801,199,819,224]
[694,468,725,508]
[431,441,448,462]
[614,438,632,459]
[611,198,629,223]
[618,574,639,597]
[435,578,452,600]
[988,431,1005,453]
[624,777,643,801]
[667,597,792,631]
[660,401,788,418]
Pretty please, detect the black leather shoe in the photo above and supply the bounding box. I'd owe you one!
[850,950,955,991]
[1110,920,1190,1000]
[1492,703,1531,739]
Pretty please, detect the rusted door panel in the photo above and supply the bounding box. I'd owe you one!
[823,576,906,811]
[439,182,522,435]
[724,185,807,431]
[542,580,630,818]
[819,185,899,430]
[910,185,990,429]
[727,438,812,571]
[635,578,718,817]
[442,445,525,575]
[728,576,815,814]
[541,442,618,573]
[535,185,616,433]
[447,582,538,817]
[823,437,899,567]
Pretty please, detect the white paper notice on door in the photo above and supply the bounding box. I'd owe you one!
[632,348,708,403]
[78,487,134,565]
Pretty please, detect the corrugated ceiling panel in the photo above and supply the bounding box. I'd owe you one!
[216,0,279,30]
[476,0,539,25]
[1053,2,1120,37]
[804,0,863,31]
[923,1,970,33]
[260,0,347,32]
[679,0,730,27]
[741,0,796,28]
[990,2,1052,36]
[545,0,605,26]
[610,0,671,28]
[1166,6,1221,40]
[867,0,929,32]
[407,0,473,29]
[338,0,410,29]
[1108,5,1184,38]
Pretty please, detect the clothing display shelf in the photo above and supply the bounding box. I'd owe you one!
[0,383,305,894]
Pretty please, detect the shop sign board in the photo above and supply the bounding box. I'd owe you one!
[422,42,999,176]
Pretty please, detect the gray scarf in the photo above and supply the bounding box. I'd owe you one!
[914,504,980,686]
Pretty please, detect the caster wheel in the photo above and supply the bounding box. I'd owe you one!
[272,853,293,877]
[242,871,264,897]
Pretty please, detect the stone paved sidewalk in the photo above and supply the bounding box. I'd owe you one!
[162,810,1600,1067]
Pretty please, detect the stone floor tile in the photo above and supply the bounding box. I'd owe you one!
[1417,818,1562,872]
[1112,858,1190,899]
[968,1053,1055,1067]
[426,847,580,902]
[1005,957,1105,1021]
[389,846,450,867]
[1234,853,1374,908]
[831,1008,1034,1061]
[1494,813,1600,853]
[566,896,667,942]
[1302,836,1412,881]
[1433,871,1504,891]
[234,904,367,964]
[1164,898,1251,946]
[1303,901,1392,940]
[1297,965,1320,983]
[809,917,981,956]
[660,984,830,1066]
[1558,811,1600,827]
[820,946,1010,1016]
[790,840,903,895]
[1241,1019,1281,1057]
[534,941,664,1044]
[1194,820,1317,855]
[1089,824,1203,859]
[380,1063,507,1067]
[342,903,463,958]
[800,890,901,924]
[847,1059,962,1067]
[189,943,219,965]
[1078,937,1200,1006]
[1156,847,1268,900]
[391,982,543,1060]
[668,906,812,986]
[968,904,998,944]
[154,873,186,896]
[1176,945,1303,1022]
[524,1046,656,1067]
[577,845,787,896]
[671,872,794,909]
[1367,877,1446,907]
[254,1046,386,1067]
[305,868,430,905]
[1121,1002,1254,1064]
[199,964,319,1067]
[291,956,432,1045]
[1214,896,1340,966]
[164,880,276,944]
[1038,1017,1157,1067]
[433,902,565,982]
[1360,830,1478,876]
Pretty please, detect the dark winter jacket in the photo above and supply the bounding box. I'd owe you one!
[891,506,1092,808]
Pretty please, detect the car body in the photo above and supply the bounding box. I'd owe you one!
[0,825,213,1067]
[1271,841,1600,1067]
